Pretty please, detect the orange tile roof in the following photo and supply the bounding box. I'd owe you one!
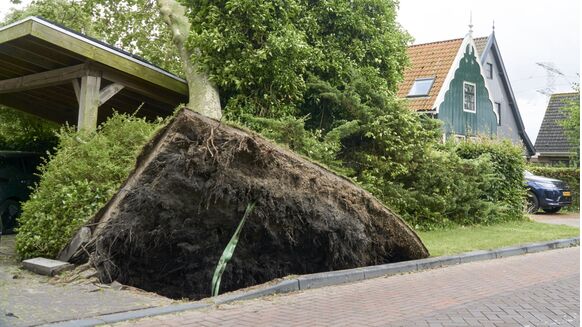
[473,37,489,56]
[398,37,488,111]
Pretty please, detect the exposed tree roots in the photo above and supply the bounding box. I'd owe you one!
[76,109,428,300]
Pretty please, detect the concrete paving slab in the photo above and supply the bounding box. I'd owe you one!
[22,257,74,276]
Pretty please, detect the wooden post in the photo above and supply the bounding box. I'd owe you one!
[77,74,101,132]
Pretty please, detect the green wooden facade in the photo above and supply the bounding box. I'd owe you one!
[437,44,497,138]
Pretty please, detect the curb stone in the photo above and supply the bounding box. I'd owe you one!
[494,246,528,258]
[213,279,299,304]
[45,303,210,327]
[297,268,366,290]
[42,237,580,326]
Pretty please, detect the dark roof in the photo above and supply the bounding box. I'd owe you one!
[535,92,579,154]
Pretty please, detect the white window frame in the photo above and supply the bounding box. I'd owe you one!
[407,77,435,97]
[454,134,466,143]
[463,81,477,113]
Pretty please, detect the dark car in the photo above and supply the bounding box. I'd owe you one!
[0,151,42,234]
[525,170,572,214]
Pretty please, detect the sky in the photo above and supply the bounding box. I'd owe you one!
[0,1,26,19]
[0,0,579,142]
[398,0,580,142]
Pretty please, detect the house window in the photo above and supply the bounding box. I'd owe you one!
[495,102,501,125]
[454,134,466,143]
[486,63,493,79]
[407,77,435,97]
[463,81,476,113]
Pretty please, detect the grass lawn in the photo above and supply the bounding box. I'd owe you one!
[418,220,580,257]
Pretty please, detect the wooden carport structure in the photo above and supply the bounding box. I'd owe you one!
[0,16,188,131]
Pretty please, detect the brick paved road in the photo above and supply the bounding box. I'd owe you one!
[117,247,579,327]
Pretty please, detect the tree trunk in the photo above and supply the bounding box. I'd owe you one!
[156,0,222,120]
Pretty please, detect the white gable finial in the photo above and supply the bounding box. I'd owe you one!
[468,11,474,35]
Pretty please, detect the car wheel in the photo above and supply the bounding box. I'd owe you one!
[0,200,21,234]
[543,207,561,214]
[525,191,539,214]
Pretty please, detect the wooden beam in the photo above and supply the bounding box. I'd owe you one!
[99,83,124,106]
[77,74,101,132]
[0,63,90,94]
[0,43,62,70]
[24,36,85,65]
[72,79,80,103]
[74,80,124,106]
[0,19,32,44]
[101,68,186,105]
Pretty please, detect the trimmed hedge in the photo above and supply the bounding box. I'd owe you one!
[527,166,580,210]
[456,139,527,220]
[373,139,528,231]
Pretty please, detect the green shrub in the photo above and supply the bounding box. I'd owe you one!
[527,165,580,210]
[368,139,527,231]
[16,114,164,259]
[456,138,527,220]
[374,143,501,230]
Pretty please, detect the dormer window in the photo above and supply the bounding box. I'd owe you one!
[407,77,435,97]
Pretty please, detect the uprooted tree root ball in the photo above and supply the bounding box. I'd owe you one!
[76,109,429,300]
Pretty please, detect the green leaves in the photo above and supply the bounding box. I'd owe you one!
[15,114,163,259]
[0,107,57,153]
[558,86,580,166]
[211,202,255,297]
[179,0,408,119]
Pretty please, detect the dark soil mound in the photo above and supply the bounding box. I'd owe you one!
[82,109,428,300]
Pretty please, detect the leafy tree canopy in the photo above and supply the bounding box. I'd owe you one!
[4,0,181,73]
[4,0,528,231]
[181,0,411,118]
[560,84,580,166]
